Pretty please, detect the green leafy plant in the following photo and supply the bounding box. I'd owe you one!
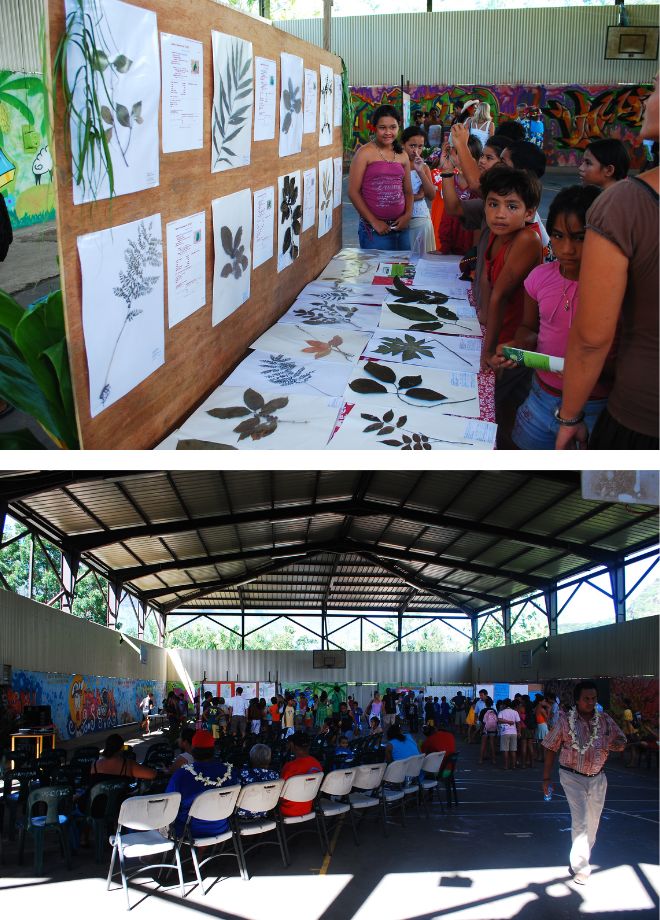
[220,225,248,279]
[212,38,252,169]
[0,71,44,149]
[360,410,473,450]
[385,276,451,306]
[349,360,477,409]
[0,289,79,449]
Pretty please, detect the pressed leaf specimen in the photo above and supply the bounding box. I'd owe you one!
[298,330,354,362]
[220,225,248,279]
[280,174,301,262]
[349,360,477,409]
[99,219,162,406]
[359,410,473,449]
[318,160,333,235]
[374,333,472,368]
[259,353,313,387]
[212,35,252,170]
[385,277,451,305]
[384,300,474,333]
[319,67,332,139]
[293,301,361,327]
[206,387,307,444]
[281,77,302,134]
[177,439,237,450]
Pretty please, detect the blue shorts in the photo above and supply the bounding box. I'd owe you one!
[358,218,410,251]
[512,375,607,451]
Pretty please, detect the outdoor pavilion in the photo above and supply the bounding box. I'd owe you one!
[0,469,658,920]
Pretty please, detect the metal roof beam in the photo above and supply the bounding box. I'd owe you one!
[0,471,153,503]
[359,551,484,613]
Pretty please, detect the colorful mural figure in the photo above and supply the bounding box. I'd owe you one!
[350,83,652,170]
[0,70,55,228]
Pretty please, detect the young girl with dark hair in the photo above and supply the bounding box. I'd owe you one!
[401,125,436,252]
[348,104,413,250]
[578,138,630,189]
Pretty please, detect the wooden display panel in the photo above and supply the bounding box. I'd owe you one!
[47,0,343,449]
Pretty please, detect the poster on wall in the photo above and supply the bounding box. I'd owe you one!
[66,0,160,204]
[78,214,165,416]
[253,56,277,141]
[212,188,252,325]
[333,156,343,209]
[333,73,343,127]
[211,31,254,172]
[302,167,316,232]
[303,68,318,134]
[318,157,333,237]
[166,211,206,326]
[319,64,333,147]
[279,52,304,157]
[252,186,275,269]
[277,171,301,272]
[160,33,204,153]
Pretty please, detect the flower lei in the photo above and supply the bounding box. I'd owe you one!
[183,763,233,788]
[568,707,600,755]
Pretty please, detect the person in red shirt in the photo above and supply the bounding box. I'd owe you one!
[420,724,456,757]
[279,732,323,817]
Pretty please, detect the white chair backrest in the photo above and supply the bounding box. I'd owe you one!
[353,763,387,792]
[236,779,284,815]
[383,758,408,784]
[320,768,356,797]
[188,785,241,822]
[281,771,323,803]
[405,754,425,776]
[118,792,181,831]
[421,751,445,774]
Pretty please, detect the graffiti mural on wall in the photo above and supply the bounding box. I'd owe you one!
[544,676,658,728]
[6,669,165,739]
[0,70,55,229]
[350,83,652,169]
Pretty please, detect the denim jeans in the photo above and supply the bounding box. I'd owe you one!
[512,375,607,450]
[358,218,410,251]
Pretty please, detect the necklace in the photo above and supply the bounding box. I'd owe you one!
[372,140,395,163]
[183,763,233,788]
[567,707,600,755]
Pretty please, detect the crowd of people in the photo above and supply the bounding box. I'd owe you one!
[347,79,659,450]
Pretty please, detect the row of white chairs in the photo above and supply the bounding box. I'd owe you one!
[107,751,446,909]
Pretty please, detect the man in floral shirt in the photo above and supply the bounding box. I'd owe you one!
[542,681,626,885]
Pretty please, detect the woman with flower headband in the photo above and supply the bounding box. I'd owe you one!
[542,681,626,886]
[166,729,238,839]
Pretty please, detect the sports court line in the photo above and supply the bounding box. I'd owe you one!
[319,817,344,875]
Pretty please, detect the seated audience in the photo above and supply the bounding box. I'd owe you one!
[237,743,280,819]
[384,723,419,762]
[420,723,456,757]
[279,732,323,817]
[90,733,156,783]
[578,138,630,189]
[167,727,195,773]
[369,716,383,735]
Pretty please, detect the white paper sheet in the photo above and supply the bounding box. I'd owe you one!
[277,171,302,272]
[252,186,275,269]
[211,189,252,325]
[279,52,304,157]
[379,301,482,337]
[333,156,343,209]
[211,31,253,172]
[344,357,480,417]
[78,214,164,416]
[333,73,343,127]
[300,281,387,306]
[160,387,340,450]
[362,328,481,373]
[279,297,381,333]
[318,157,333,238]
[410,260,472,299]
[302,167,316,232]
[66,0,160,204]
[166,211,206,327]
[328,400,496,450]
[253,56,276,141]
[224,348,353,399]
[303,69,318,134]
[161,33,203,153]
[250,322,371,366]
[316,257,382,284]
[319,64,333,147]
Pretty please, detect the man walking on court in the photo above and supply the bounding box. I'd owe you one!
[542,681,626,885]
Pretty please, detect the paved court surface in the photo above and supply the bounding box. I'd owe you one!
[1,724,657,920]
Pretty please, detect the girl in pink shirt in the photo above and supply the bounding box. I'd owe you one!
[497,185,612,449]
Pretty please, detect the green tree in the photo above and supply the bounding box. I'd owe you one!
[628,577,660,620]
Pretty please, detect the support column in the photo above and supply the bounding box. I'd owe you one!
[155,610,165,648]
[137,599,147,640]
[471,616,479,652]
[323,0,332,51]
[321,603,327,649]
[0,505,6,542]
[60,551,80,613]
[106,579,122,629]
[609,560,626,623]
[502,601,512,646]
[544,584,559,636]
[27,534,34,599]
[397,608,403,651]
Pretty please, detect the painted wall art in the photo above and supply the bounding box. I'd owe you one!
[333,156,343,209]
[277,170,302,272]
[250,322,371,366]
[319,64,333,147]
[160,33,203,154]
[302,166,316,232]
[318,156,333,238]
[223,348,354,400]
[329,400,496,451]
[279,52,304,157]
[65,0,160,204]
[211,188,252,326]
[211,31,253,172]
[362,328,481,373]
[304,68,318,135]
[346,358,480,417]
[78,214,164,416]
[166,210,206,327]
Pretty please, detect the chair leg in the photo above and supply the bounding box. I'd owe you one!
[348,806,359,846]
[173,845,185,898]
[234,831,249,881]
[18,824,26,865]
[316,813,329,857]
[61,825,72,869]
[117,846,131,911]
[34,831,44,876]
[275,821,288,869]
[190,844,205,894]
[107,842,118,889]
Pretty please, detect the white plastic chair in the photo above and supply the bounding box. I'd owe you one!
[402,754,426,816]
[419,751,446,815]
[107,792,183,910]
[177,785,241,895]
[349,762,387,815]
[278,772,324,864]
[234,779,286,880]
[379,758,408,835]
[317,767,358,851]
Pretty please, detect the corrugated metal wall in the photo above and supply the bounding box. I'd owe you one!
[277,6,660,86]
[471,617,659,684]
[170,648,473,685]
[0,590,169,682]
[0,0,44,72]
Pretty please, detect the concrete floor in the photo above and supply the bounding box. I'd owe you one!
[1,725,657,920]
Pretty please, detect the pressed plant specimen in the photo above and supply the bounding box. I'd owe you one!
[212,36,252,169]
[319,68,332,139]
[298,329,355,362]
[280,174,301,261]
[385,277,452,305]
[359,410,474,449]
[259,353,314,387]
[384,301,475,333]
[205,388,308,445]
[319,164,332,231]
[99,219,162,406]
[220,225,248,279]
[349,360,477,409]
[293,301,361,327]
[281,77,302,133]
[374,333,472,368]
